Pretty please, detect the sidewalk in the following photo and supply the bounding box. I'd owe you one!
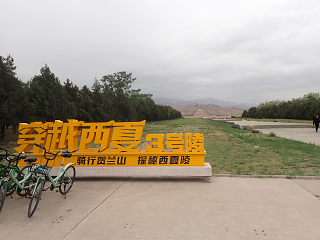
[1,176,320,240]
[1,121,320,239]
[230,120,320,146]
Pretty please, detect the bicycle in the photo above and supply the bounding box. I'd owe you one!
[0,148,36,197]
[0,147,39,214]
[28,143,75,217]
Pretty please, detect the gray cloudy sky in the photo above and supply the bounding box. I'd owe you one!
[1,0,320,105]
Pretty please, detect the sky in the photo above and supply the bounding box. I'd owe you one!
[1,0,320,105]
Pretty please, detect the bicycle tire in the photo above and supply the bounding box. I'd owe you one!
[28,178,45,217]
[0,180,7,213]
[16,165,33,197]
[58,165,75,195]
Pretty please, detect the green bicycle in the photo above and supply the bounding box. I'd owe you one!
[0,148,36,197]
[0,147,39,214]
[28,143,75,217]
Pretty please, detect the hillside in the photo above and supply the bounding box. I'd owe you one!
[167,103,245,117]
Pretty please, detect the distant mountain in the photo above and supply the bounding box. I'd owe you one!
[152,97,256,109]
[167,103,245,116]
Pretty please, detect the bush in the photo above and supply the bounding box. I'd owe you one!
[268,132,276,137]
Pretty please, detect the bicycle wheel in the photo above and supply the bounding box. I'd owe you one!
[59,165,75,195]
[0,180,7,213]
[28,178,44,217]
[16,165,33,197]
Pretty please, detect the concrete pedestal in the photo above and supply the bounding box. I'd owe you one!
[50,163,212,181]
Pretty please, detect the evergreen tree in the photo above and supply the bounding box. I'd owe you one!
[77,85,94,122]
[91,78,112,122]
[27,64,76,122]
[100,71,140,121]
[0,55,33,140]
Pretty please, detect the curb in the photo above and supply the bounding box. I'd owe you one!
[212,174,320,180]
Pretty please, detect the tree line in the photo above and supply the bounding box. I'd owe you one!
[0,55,181,140]
[242,92,320,120]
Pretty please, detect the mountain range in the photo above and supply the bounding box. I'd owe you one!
[168,103,245,116]
[152,97,256,109]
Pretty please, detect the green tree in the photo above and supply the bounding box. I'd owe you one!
[64,79,80,104]
[91,78,113,122]
[63,78,79,119]
[99,71,181,121]
[0,55,33,140]
[76,85,94,122]
[27,64,76,122]
[303,95,318,120]
[130,93,157,121]
[100,71,140,121]
[246,107,257,118]
[242,110,248,118]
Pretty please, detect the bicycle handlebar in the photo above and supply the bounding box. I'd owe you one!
[34,143,46,150]
[0,147,32,164]
[0,146,10,157]
[34,143,70,161]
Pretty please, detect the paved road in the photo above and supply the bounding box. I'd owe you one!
[230,120,320,146]
[2,121,320,240]
[1,176,320,240]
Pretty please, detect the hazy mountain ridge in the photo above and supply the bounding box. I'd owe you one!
[165,103,245,116]
[153,97,256,109]
[152,97,251,116]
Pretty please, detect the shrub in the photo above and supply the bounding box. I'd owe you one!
[268,132,276,137]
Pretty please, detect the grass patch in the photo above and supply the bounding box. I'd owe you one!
[143,118,320,176]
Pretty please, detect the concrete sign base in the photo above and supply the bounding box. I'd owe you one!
[50,163,212,182]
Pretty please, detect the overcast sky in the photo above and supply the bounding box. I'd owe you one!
[1,0,320,105]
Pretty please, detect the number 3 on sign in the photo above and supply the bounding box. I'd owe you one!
[146,134,164,152]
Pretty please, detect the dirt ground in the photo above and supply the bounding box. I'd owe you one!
[0,128,19,147]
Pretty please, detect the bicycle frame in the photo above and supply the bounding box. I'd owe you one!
[7,164,36,191]
[33,152,74,191]
[32,143,75,194]
[45,160,74,190]
[0,162,24,187]
[0,148,36,193]
[0,162,37,197]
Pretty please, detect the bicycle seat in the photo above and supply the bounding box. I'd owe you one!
[24,157,37,163]
[61,152,72,158]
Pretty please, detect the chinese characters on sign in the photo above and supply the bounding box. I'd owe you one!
[75,155,191,166]
[15,120,206,167]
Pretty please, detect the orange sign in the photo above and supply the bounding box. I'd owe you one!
[15,120,206,167]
